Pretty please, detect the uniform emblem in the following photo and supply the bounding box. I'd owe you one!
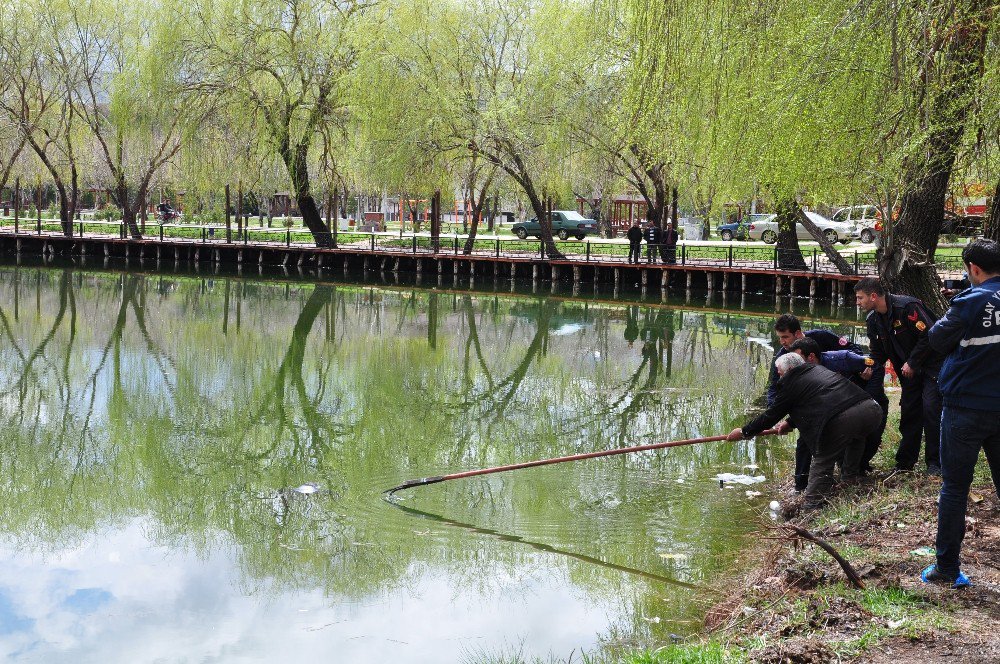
[838,336,848,346]
[915,321,926,331]
[907,311,919,322]
[893,320,902,328]
[864,357,875,366]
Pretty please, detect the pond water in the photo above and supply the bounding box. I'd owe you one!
[0,264,866,662]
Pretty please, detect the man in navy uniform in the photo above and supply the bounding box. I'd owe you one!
[921,239,1000,588]
[855,277,943,474]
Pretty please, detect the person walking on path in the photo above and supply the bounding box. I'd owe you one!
[626,220,643,264]
[921,239,1000,589]
[728,353,882,509]
[662,222,679,264]
[854,277,943,474]
[643,222,662,264]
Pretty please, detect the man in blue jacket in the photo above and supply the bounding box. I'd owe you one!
[921,239,1000,589]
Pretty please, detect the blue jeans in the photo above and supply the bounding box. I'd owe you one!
[935,406,1000,578]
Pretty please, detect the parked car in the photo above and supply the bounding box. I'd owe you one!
[717,214,768,241]
[942,209,983,236]
[747,211,857,245]
[832,205,881,243]
[511,210,600,240]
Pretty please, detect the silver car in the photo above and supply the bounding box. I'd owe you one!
[746,211,857,245]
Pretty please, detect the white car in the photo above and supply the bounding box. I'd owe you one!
[832,205,881,243]
[746,211,857,245]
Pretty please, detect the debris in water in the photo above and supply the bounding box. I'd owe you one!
[909,546,935,557]
[743,464,759,471]
[675,478,686,484]
[292,483,320,494]
[715,473,766,486]
[745,490,762,498]
[659,552,688,561]
[769,500,781,511]
[641,615,661,623]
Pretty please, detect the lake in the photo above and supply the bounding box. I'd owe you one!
[0,264,866,662]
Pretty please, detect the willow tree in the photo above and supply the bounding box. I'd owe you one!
[0,0,87,235]
[375,0,593,260]
[64,0,206,239]
[183,0,373,247]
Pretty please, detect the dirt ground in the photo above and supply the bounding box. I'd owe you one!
[705,469,1000,663]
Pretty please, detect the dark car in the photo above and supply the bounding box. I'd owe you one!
[942,209,983,236]
[717,220,748,241]
[511,210,600,240]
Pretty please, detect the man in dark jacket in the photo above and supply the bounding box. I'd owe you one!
[920,239,1000,589]
[662,222,679,264]
[855,277,943,474]
[644,222,662,263]
[767,314,886,488]
[626,220,643,264]
[729,353,882,508]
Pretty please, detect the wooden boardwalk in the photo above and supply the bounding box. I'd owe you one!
[0,227,960,300]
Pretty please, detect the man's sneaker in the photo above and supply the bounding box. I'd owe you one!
[926,465,942,477]
[921,564,972,589]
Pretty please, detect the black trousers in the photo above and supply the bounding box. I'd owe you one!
[860,388,890,471]
[628,241,641,263]
[646,244,658,262]
[897,373,943,469]
[662,244,676,263]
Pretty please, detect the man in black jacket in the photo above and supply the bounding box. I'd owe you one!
[626,220,643,264]
[644,222,662,264]
[855,277,943,474]
[728,353,883,508]
[766,314,887,488]
[662,222,679,264]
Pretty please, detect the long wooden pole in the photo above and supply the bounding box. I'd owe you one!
[385,429,779,494]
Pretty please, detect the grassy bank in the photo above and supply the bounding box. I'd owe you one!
[619,408,1000,664]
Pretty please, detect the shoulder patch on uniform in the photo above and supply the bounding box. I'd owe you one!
[838,336,848,346]
[915,320,926,331]
[907,310,919,322]
[864,357,875,366]
[893,320,902,328]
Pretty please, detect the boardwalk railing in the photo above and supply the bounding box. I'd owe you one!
[0,218,968,277]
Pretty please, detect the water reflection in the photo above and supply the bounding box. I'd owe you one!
[0,265,865,661]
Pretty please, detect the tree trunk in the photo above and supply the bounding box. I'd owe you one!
[775,198,807,271]
[795,208,855,274]
[282,142,332,247]
[983,179,1000,243]
[879,2,989,311]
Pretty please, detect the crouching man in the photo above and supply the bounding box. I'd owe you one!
[727,353,882,509]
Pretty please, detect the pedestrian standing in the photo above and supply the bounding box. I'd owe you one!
[854,277,943,474]
[644,222,661,263]
[626,220,642,264]
[662,222,679,264]
[921,239,1000,588]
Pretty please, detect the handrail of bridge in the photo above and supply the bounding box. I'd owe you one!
[0,217,969,277]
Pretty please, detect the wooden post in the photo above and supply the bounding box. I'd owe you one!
[236,181,243,241]
[225,184,232,243]
[36,175,42,234]
[13,177,19,233]
[332,186,339,248]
